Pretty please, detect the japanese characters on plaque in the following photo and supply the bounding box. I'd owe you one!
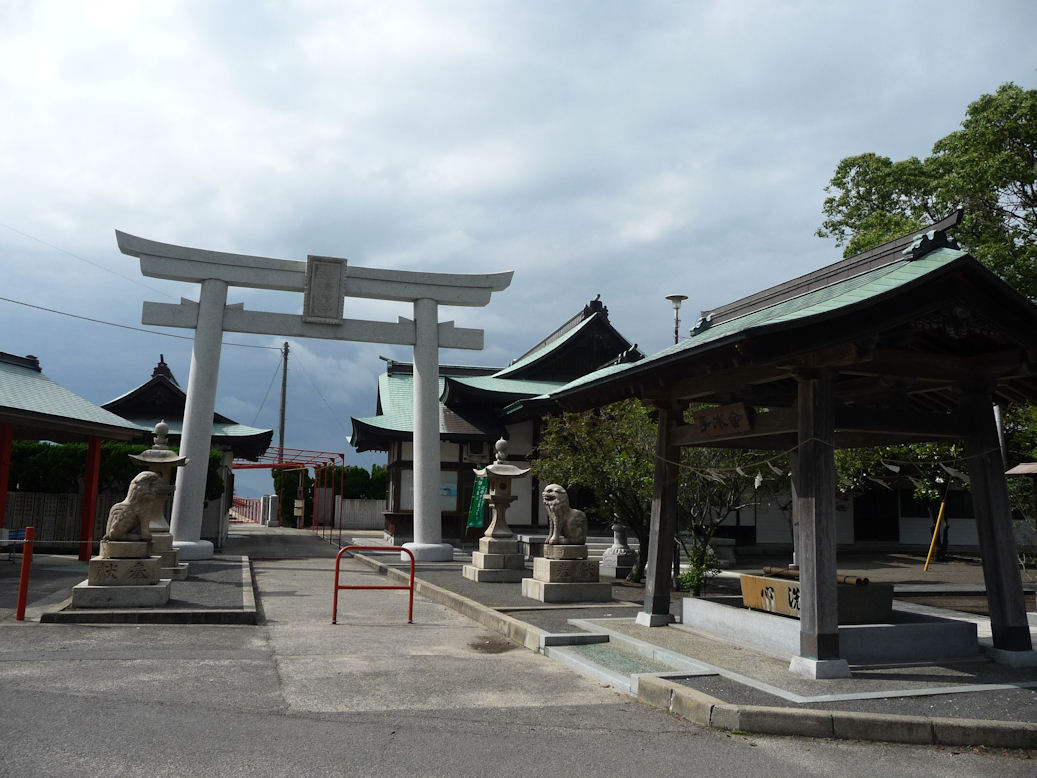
[692,402,751,438]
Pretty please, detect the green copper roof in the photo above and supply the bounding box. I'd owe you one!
[495,315,597,378]
[0,357,143,437]
[552,246,971,398]
[444,375,564,398]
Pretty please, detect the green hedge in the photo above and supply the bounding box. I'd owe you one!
[9,441,224,502]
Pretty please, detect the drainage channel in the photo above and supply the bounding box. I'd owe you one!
[540,621,716,696]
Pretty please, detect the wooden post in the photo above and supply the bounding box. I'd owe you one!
[79,435,102,561]
[0,421,12,529]
[794,373,840,660]
[965,393,1033,651]
[639,406,680,625]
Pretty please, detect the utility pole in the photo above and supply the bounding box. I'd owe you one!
[278,341,288,463]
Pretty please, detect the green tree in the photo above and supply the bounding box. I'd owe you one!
[818,82,1037,559]
[368,464,387,500]
[271,467,312,527]
[817,82,1037,298]
[835,444,968,561]
[318,464,388,500]
[9,440,223,501]
[532,400,656,581]
[675,445,771,593]
[532,399,773,585]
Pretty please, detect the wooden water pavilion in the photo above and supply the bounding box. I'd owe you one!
[549,213,1036,675]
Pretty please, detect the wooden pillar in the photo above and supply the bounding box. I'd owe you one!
[794,373,840,660]
[0,422,12,529]
[965,393,1032,652]
[639,406,680,626]
[79,435,102,561]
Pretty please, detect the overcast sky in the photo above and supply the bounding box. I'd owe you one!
[2,1,1035,496]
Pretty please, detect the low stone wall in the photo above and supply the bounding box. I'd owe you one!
[680,596,979,663]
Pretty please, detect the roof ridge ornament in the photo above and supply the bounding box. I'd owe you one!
[692,313,713,335]
[901,229,959,260]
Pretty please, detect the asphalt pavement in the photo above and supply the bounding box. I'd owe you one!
[3,522,1037,752]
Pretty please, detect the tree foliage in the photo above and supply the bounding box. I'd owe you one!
[532,400,656,581]
[532,399,776,584]
[817,82,1037,298]
[818,83,1037,554]
[9,441,224,502]
[271,464,386,527]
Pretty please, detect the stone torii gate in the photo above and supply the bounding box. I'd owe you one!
[117,231,512,561]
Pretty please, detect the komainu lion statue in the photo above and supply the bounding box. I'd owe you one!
[103,470,165,542]
[542,484,587,545]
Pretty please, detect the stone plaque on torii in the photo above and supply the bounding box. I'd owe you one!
[117,230,513,561]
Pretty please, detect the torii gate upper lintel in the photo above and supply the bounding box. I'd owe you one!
[116,230,513,561]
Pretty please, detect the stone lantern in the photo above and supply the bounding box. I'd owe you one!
[461,438,529,583]
[128,421,189,580]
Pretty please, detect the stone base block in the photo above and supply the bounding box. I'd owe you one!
[635,611,675,627]
[87,556,162,586]
[599,558,634,578]
[544,544,588,560]
[471,550,527,570]
[172,539,215,561]
[402,542,454,562]
[71,579,172,609]
[479,537,519,554]
[99,540,151,559]
[162,563,190,581]
[533,557,600,583]
[521,578,613,603]
[150,533,173,553]
[789,656,852,679]
[984,647,1037,667]
[462,566,528,583]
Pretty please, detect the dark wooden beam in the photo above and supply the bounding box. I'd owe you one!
[642,363,786,404]
[794,372,840,661]
[964,392,1033,651]
[641,406,681,623]
[834,407,969,440]
[669,406,967,449]
[846,348,1029,383]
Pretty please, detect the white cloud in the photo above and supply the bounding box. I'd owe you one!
[2,0,1036,467]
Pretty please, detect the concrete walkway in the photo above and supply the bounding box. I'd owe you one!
[4,523,1036,750]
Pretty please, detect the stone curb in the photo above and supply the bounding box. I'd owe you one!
[351,553,1037,749]
[635,676,1037,749]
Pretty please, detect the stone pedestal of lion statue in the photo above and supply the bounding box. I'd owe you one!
[521,484,612,603]
[71,471,172,609]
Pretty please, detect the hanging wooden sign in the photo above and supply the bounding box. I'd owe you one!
[691,402,751,439]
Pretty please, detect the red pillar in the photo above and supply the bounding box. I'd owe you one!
[79,436,102,561]
[0,421,12,530]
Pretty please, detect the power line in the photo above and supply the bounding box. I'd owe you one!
[293,355,352,438]
[0,295,279,350]
[251,353,284,426]
[0,222,175,300]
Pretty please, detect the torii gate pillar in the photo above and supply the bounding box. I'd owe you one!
[118,231,512,561]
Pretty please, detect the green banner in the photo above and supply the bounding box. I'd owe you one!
[467,475,489,528]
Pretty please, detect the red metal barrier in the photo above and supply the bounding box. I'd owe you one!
[15,526,34,621]
[231,496,262,523]
[332,545,415,624]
